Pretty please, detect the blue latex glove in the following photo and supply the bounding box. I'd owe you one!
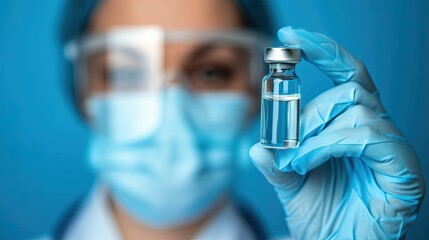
[250,26,426,239]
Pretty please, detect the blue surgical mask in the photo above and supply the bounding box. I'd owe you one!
[86,87,252,228]
[85,91,163,143]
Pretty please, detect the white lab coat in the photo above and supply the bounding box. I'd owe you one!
[40,184,258,240]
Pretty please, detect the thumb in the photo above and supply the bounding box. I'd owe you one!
[249,143,303,194]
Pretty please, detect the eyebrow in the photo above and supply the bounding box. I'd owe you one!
[185,43,221,61]
[182,42,244,65]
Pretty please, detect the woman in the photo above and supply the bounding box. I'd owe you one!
[52,0,425,239]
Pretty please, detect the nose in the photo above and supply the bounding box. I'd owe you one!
[164,69,186,87]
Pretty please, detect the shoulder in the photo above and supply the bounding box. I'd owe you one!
[50,183,122,240]
[44,185,94,240]
[52,196,85,240]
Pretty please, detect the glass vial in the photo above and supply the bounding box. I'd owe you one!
[260,47,301,149]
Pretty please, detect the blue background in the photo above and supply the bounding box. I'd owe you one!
[0,0,428,239]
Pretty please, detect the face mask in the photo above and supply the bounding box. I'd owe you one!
[85,91,162,143]
[86,87,252,228]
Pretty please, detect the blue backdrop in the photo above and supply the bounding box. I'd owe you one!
[0,0,428,239]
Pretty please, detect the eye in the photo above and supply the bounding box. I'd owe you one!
[188,64,233,89]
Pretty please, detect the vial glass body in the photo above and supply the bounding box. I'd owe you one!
[260,63,300,149]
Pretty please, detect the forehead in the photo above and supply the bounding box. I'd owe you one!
[88,0,245,33]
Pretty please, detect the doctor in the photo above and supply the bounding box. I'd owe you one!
[53,0,425,239]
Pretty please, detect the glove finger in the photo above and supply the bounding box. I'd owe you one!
[287,127,424,205]
[301,81,386,140]
[280,102,424,198]
[361,141,424,202]
[278,26,377,93]
[311,105,423,200]
[249,143,303,194]
[321,104,402,138]
[284,124,420,189]
[281,126,392,174]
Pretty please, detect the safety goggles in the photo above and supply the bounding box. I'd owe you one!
[65,26,269,100]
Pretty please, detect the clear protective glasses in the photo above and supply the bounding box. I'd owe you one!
[65,26,270,101]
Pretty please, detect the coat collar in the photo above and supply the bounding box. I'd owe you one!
[62,183,255,240]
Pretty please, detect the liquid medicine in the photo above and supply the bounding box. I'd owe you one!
[260,47,301,149]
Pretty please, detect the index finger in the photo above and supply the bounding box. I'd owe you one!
[278,26,377,93]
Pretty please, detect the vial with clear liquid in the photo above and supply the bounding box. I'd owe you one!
[260,47,301,149]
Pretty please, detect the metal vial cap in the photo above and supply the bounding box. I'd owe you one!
[264,47,301,64]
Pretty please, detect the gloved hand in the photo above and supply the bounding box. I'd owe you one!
[250,26,426,239]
